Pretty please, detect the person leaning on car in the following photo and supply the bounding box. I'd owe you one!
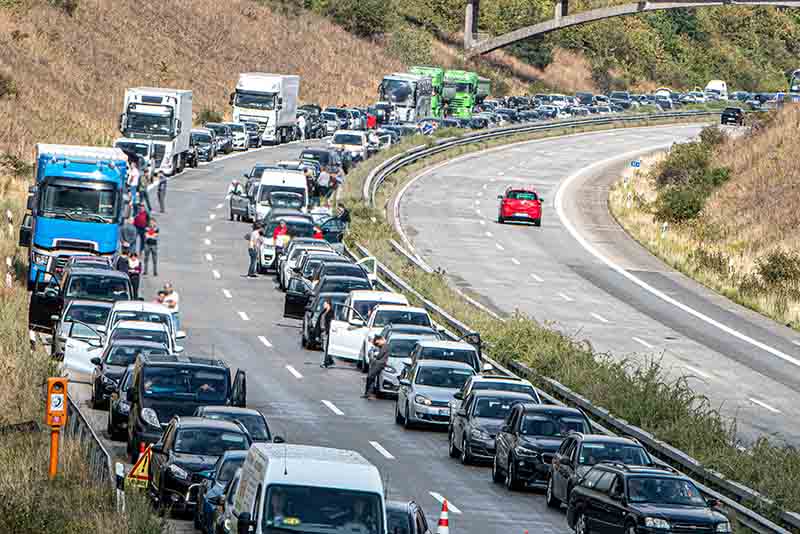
[363,335,388,399]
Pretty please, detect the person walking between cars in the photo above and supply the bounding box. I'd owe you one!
[120,216,138,251]
[318,298,335,368]
[128,252,141,298]
[133,204,149,253]
[317,168,332,199]
[115,247,130,274]
[138,168,152,211]
[363,335,388,399]
[247,224,263,278]
[156,170,167,213]
[142,218,159,277]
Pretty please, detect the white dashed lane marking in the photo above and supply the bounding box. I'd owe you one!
[238,311,250,321]
[632,336,654,349]
[205,225,212,232]
[204,238,211,246]
[369,441,395,459]
[212,270,221,279]
[557,292,574,302]
[495,243,504,251]
[286,365,303,379]
[684,365,712,380]
[321,400,344,416]
[590,312,610,323]
[205,253,213,262]
[530,273,544,282]
[258,336,273,348]
[749,397,782,414]
[511,258,520,265]
[222,289,232,299]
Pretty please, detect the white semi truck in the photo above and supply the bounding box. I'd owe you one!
[378,73,433,123]
[117,87,192,176]
[230,73,300,145]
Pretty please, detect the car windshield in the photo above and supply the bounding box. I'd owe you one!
[112,311,171,329]
[203,412,271,441]
[263,485,383,534]
[234,91,275,110]
[64,304,110,326]
[228,124,245,132]
[322,112,338,121]
[352,300,383,319]
[66,275,130,300]
[111,328,168,346]
[191,133,212,144]
[473,397,518,419]
[520,415,588,437]
[174,428,249,455]
[333,134,364,146]
[106,344,168,366]
[269,192,304,209]
[627,477,706,506]
[143,367,229,401]
[373,310,431,328]
[387,339,419,358]
[325,265,365,278]
[259,186,306,204]
[419,347,476,366]
[216,456,246,483]
[266,219,315,238]
[40,182,117,222]
[382,79,413,105]
[579,442,652,466]
[115,141,150,157]
[415,367,473,388]
[472,381,536,397]
[507,190,538,201]
[320,279,371,294]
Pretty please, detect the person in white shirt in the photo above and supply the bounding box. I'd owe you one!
[127,160,141,208]
[163,282,181,331]
[297,114,307,140]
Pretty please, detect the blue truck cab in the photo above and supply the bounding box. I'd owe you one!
[19,144,128,291]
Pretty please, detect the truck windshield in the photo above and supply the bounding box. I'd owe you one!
[263,485,383,534]
[126,107,174,136]
[382,80,413,105]
[114,141,150,157]
[445,82,473,93]
[40,182,117,223]
[235,91,275,110]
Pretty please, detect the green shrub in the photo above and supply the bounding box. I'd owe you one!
[311,0,396,37]
[654,141,712,188]
[757,250,800,290]
[48,0,78,16]
[387,25,433,65]
[690,249,730,277]
[0,73,17,99]
[653,186,706,224]
[196,108,223,125]
[698,125,727,147]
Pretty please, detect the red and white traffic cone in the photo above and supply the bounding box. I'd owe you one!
[437,499,450,534]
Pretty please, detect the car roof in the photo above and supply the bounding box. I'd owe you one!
[415,359,475,370]
[111,301,171,314]
[108,339,168,349]
[66,299,114,309]
[388,333,435,342]
[113,320,168,331]
[519,404,586,417]
[66,267,129,279]
[580,434,645,446]
[319,275,370,284]
[415,340,476,350]
[504,185,538,193]
[349,290,406,302]
[469,389,535,401]
[470,374,531,386]
[138,354,228,368]
[177,416,247,432]
[197,406,263,417]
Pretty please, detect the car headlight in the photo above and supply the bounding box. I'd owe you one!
[514,445,540,458]
[141,407,160,428]
[716,522,732,533]
[644,518,671,530]
[118,401,130,415]
[32,252,49,265]
[169,464,190,481]
[471,428,492,440]
[414,395,432,406]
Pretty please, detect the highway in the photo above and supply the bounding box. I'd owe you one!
[74,140,571,534]
[397,124,800,445]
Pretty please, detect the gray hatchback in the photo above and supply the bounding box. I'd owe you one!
[395,360,475,428]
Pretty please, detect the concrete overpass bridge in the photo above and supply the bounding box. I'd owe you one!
[464,0,800,56]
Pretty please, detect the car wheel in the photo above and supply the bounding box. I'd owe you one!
[395,401,405,425]
[497,215,504,224]
[534,218,541,227]
[575,512,589,534]
[301,328,308,348]
[546,476,561,508]
[460,435,472,465]
[505,455,521,491]
[448,430,459,458]
[492,454,504,483]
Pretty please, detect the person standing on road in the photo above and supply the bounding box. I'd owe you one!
[120,216,138,251]
[133,204,149,253]
[163,282,181,331]
[318,298,335,368]
[142,218,159,277]
[156,170,167,213]
[317,168,332,199]
[128,252,141,298]
[138,168,152,212]
[363,335,388,399]
[127,159,140,209]
[247,224,263,278]
[115,247,130,275]
[297,113,307,141]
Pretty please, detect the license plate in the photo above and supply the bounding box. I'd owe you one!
[514,212,530,218]
[439,408,450,416]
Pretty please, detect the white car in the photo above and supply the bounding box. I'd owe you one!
[325,292,409,366]
[52,299,113,374]
[330,130,369,162]
[224,122,249,150]
[101,300,185,348]
[280,242,336,290]
[357,305,433,370]
[103,320,179,355]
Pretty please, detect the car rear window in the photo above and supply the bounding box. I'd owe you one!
[507,191,538,201]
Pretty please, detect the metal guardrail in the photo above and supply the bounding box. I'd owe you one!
[354,111,800,534]
[64,393,114,488]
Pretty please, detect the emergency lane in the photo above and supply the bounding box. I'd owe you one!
[398,124,800,444]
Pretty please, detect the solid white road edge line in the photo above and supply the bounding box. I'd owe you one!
[369,441,395,460]
[321,400,344,416]
[285,365,303,379]
[238,311,250,321]
[557,292,574,302]
[258,335,273,348]
[748,397,782,414]
[554,140,800,370]
[428,492,462,514]
[222,289,232,299]
[590,312,610,323]
[684,364,712,380]
[632,336,654,349]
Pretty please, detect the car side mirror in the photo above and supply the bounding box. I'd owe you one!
[176,330,187,340]
[273,435,286,444]
[175,346,185,354]
[90,357,102,366]
[238,512,255,534]
[349,318,364,327]
[706,498,720,509]
[87,338,103,348]
[96,325,107,333]
[453,391,463,400]
[482,363,493,372]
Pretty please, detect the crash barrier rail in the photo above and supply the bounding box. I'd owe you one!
[362,110,722,205]
[345,243,794,534]
[64,393,114,488]
[352,111,800,533]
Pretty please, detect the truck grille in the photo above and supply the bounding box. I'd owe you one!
[54,240,97,252]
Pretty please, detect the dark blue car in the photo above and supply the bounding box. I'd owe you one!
[194,450,247,533]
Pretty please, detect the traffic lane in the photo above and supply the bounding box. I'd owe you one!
[399,125,800,442]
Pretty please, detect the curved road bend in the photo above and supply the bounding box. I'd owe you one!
[73,141,571,534]
[398,125,800,444]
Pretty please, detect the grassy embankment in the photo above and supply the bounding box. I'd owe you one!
[610,106,800,328]
[338,117,800,519]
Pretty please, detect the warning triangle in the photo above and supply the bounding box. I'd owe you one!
[127,446,151,481]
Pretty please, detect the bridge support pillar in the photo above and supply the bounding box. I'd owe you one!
[465,0,480,49]
[555,0,569,20]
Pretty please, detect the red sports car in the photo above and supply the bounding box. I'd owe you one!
[497,187,542,226]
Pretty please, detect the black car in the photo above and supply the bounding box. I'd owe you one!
[493,404,592,490]
[300,148,344,174]
[127,354,247,463]
[566,464,731,534]
[90,339,170,409]
[210,466,242,534]
[547,434,653,508]
[306,255,355,286]
[449,390,532,464]
[148,416,251,514]
[193,405,277,443]
[107,364,135,440]
[243,122,263,148]
[386,500,432,534]
[302,291,348,349]
[293,251,344,286]
[191,130,216,162]
[312,262,371,287]
[194,450,247,534]
[204,123,234,154]
[284,275,372,320]
[720,107,745,126]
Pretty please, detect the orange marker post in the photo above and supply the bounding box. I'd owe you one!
[45,377,68,479]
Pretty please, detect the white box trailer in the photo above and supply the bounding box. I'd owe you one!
[231,73,299,144]
[119,87,193,175]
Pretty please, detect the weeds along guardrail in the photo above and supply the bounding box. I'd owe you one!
[353,111,800,534]
[65,393,114,488]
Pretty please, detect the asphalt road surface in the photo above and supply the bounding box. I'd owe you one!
[73,139,571,534]
[398,124,800,445]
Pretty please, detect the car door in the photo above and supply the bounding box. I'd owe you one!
[320,217,346,244]
[230,369,247,407]
[18,213,32,247]
[327,304,368,361]
[586,471,617,533]
[28,271,63,333]
[451,393,471,438]
[495,407,518,471]
[284,277,311,319]
[151,422,175,492]
[355,256,378,286]
[553,437,577,501]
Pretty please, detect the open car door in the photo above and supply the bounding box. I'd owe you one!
[28,271,63,334]
[18,213,32,247]
[356,256,378,287]
[326,305,368,364]
[320,217,346,245]
[284,277,311,320]
[231,369,247,407]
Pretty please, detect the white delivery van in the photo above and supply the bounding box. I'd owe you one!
[251,168,309,221]
[231,444,387,534]
[704,80,728,100]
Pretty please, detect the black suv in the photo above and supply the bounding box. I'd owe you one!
[126,354,247,462]
[301,291,348,349]
[547,433,653,508]
[148,416,251,514]
[567,464,731,534]
[720,107,745,126]
[493,404,592,490]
